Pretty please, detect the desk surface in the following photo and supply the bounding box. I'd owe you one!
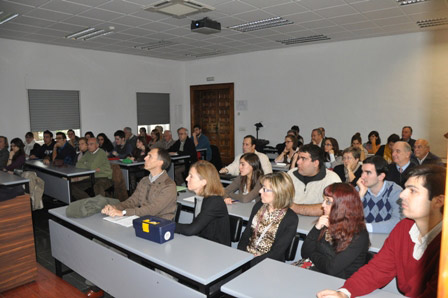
[170,154,191,161]
[221,258,401,298]
[26,160,95,177]
[177,191,387,253]
[109,160,144,167]
[0,171,29,186]
[271,162,290,172]
[49,206,253,285]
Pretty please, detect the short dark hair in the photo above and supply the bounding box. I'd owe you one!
[299,144,324,169]
[244,135,256,146]
[68,129,75,134]
[351,132,362,144]
[114,130,125,139]
[312,128,322,136]
[363,156,389,176]
[408,165,446,203]
[155,148,171,171]
[291,125,300,133]
[25,132,34,138]
[368,131,381,145]
[387,134,400,144]
[44,130,53,138]
[403,126,413,133]
[343,146,361,160]
[85,131,95,138]
[0,136,9,148]
[193,124,201,130]
[56,132,66,140]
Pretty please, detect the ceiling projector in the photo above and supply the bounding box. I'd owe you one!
[191,17,221,34]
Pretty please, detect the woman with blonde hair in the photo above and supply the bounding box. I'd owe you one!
[238,172,298,265]
[175,160,230,246]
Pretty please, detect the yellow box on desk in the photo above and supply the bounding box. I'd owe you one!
[132,216,175,244]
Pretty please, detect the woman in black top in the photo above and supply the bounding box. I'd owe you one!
[175,160,230,246]
[301,183,369,279]
[129,136,149,162]
[97,133,114,155]
[4,138,26,172]
[333,147,362,186]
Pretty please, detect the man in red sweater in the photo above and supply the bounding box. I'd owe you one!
[318,164,445,298]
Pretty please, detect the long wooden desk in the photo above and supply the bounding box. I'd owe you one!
[25,160,95,204]
[49,206,253,297]
[221,258,402,298]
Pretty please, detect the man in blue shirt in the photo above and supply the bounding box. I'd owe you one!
[357,156,402,233]
[50,132,76,165]
[192,124,212,161]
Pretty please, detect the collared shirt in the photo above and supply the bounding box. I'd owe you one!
[148,170,165,183]
[417,152,429,165]
[396,161,411,173]
[92,148,100,154]
[409,221,442,260]
[367,180,387,197]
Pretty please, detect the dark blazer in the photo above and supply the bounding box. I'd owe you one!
[386,162,417,188]
[333,164,362,186]
[411,152,444,166]
[401,138,416,150]
[175,195,230,246]
[169,137,198,174]
[238,201,298,266]
[54,142,76,165]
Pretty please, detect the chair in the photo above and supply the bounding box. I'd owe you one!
[285,233,301,261]
[210,145,222,171]
[174,202,182,223]
[109,164,128,202]
[229,215,243,243]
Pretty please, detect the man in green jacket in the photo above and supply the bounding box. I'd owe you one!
[72,137,113,200]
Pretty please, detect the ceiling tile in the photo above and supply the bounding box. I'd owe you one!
[328,13,368,25]
[120,27,154,36]
[374,15,413,27]
[131,10,168,21]
[3,0,50,8]
[111,15,151,26]
[94,21,133,32]
[0,1,36,14]
[139,21,177,31]
[233,9,275,22]
[262,2,308,16]
[287,11,324,23]
[363,7,404,20]
[240,0,292,9]
[300,19,338,29]
[40,1,90,14]
[0,21,42,33]
[215,1,254,15]
[62,15,101,27]
[343,20,378,30]
[11,15,56,27]
[104,32,135,40]
[314,25,348,34]
[64,0,111,7]
[299,0,347,10]
[350,0,397,13]
[97,0,143,14]
[271,23,308,33]
[315,4,359,18]
[163,27,192,36]
[35,27,67,37]
[79,8,123,21]
[24,8,73,21]
[0,28,32,38]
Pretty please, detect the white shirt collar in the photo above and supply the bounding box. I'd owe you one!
[409,221,442,260]
[148,170,165,183]
[92,148,100,154]
[367,180,387,197]
[417,152,429,164]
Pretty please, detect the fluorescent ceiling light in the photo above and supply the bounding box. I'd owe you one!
[277,35,331,45]
[417,17,448,28]
[0,12,19,25]
[83,31,114,40]
[228,17,293,32]
[65,28,114,40]
[135,40,177,50]
[396,0,429,5]
[66,28,96,39]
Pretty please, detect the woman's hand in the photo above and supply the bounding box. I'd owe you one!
[129,157,135,161]
[224,198,233,205]
[315,215,329,230]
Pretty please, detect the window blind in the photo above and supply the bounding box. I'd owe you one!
[136,92,170,125]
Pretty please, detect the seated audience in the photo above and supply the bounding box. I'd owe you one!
[238,172,298,265]
[72,138,113,200]
[4,138,26,172]
[168,127,198,185]
[155,125,164,135]
[139,127,152,144]
[400,125,416,150]
[224,153,263,204]
[310,128,325,149]
[333,147,362,186]
[291,125,304,145]
[192,124,212,161]
[50,132,76,165]
[275,135,298,168]
[129,136,149,162]
[24,132,40,158]
[0,136,9,168]
[412,139,443,166]
[161,130,175,149]
[67,129,79,152]
[319,127,326,139]
[84,131,95,139]
[364,131,381,154]
[323,137,342,169]
[112,130,132,159]
[30,130,55,161]
[97,133,114,155]
[317,165,445,298]
[124,127,137,152]
[102,148,177,219]
[375,133,400,164]
[175,160,231,246]
[300,183,369,279]
[350,133,367,161]
[220,135,272,176]
[356,156,402,233]
[149,129,164,149]
[76,137,87,162]
[386,141,417,188]
[276,129,302,155]
[287,144,341,216]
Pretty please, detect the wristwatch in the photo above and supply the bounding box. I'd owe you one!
[122,210,127,216]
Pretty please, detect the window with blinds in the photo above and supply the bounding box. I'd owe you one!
[136,92,170,125]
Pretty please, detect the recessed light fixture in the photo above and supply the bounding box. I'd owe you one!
[277,34,331,45]
[145,0,214,18]
[0,12,19,25]
[135,40,177,50]
[65,28,114,40]
[417,17,448,28]
[228,17,293,32]
[396,0,428,5]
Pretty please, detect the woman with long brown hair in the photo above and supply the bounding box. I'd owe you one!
[175,160,230,246]
[300,183,369,279]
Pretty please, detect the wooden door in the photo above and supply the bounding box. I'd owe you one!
[190,83,234,165]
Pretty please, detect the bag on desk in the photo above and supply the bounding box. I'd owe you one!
[133,216,175,244]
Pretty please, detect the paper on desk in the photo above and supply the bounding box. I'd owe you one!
[176,186,187,192]
[183,196,196,203]
[103,215,139,228]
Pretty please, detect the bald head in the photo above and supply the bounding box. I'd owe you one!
[392,141,411,166]
[87,137,99,152]
[414,139,430,160]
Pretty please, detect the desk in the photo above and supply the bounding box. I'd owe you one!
[109,160,145,192]
[49,206,253,297]
[177,191,387,253]
[219,173,237,185]
[25,160,95,204]
[197,148,207,160]
[221,258,401,298]
[0,171,29,189]
[271,162,290,172]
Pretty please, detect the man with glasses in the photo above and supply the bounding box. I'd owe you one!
[168,127,197,185]
[287,144,340,216]
[48,132,76,165]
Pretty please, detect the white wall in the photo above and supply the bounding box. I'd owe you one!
[0,38,184,140]
[183,31,448,157]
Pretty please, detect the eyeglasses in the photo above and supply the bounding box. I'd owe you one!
[261,187,273,193]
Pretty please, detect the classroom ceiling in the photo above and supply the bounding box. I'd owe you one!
[1,0,448,61]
